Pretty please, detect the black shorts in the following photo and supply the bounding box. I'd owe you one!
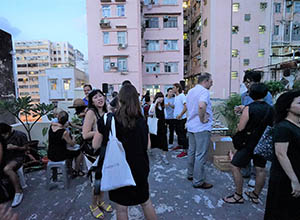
[231,147,266,168]
[5,157,24,171]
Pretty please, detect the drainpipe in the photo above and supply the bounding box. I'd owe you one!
[229,0,233,97]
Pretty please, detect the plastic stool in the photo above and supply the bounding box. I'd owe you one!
[46,160,68,190]
[17,166,27,189]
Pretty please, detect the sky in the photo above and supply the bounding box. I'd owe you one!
[0,0,88,58]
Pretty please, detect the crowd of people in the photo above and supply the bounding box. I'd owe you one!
[0,71,299,219]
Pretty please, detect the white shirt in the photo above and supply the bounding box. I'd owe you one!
[186,84,213,132]
[174,93,186,119]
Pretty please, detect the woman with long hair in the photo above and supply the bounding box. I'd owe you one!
[93,85,157,220]
[264,90,300,220]
[82,89,112,219]
[149,92,169,164]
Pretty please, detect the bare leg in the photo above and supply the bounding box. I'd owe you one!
[254,166,266,196]
[74,153,83,171]
[116,204,128,220]
[141,199,157,220]
[3,162,22,193]
[231,164,243,195]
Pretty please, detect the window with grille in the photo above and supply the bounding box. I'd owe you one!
[163,17,178,28]
[146,40,160,51]
[164,40,178,50]
[145,17,159,28]
[243,59,250,66]
[244,36,250,43]
[117,5,125,17]
[232,26,239,34]
[232,49,239,57]
[233,3,239,12]
[117,58,127,71]
[164,62,178,73]
[146,63,160,73]
[102,5,111,17]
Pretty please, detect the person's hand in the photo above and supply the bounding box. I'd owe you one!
[234,105,244,115]
[0,204,18,220]
[7,144,18,150]
[176,114,182,120]
[203,113,209,123]
[291,180,300,198]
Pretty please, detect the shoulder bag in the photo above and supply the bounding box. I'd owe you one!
[253,125,274,161]
[147,105,158,135]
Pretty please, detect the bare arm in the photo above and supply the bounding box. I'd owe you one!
[82,110,96,140]
[198,101,207,123]
[177,103,187,119]
[62,130,76,146]
[92,127,103,150]
[0,143,3,165]
[147,133,151,150]
[275,142,300,197]
[237,106,249,131]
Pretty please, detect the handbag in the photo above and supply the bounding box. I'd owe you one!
[253,125,274,161]
[232,130,250,150]
[101,116,136,191]
[147,105,158,135]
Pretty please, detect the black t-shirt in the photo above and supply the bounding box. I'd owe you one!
[271,120,300,181]
[6,130,28,159]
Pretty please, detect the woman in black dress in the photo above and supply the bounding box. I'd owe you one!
[264,90,300,220]
[149,92,168,164]
[93,85,157,220]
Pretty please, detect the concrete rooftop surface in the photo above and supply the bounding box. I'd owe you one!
[9,148,268,220]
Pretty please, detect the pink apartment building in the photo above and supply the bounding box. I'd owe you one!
[185,0,272,99]
[87,0,184,96]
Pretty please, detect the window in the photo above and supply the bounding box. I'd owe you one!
[243,59,250,66]
[146,40,160,51]
[146,17,159,28]
[244,36,250,43]
[146,63,160,73]
[244,14,251,21]
[163,0,177,4]
[204,18,207,26]
[258,49,265,57]
[203,40,207,47]
[260,2,267,10]
[164,40,178,50]
[203,60,207,68]
[164,62,178,73]
[274,25,279,35]
[295,2,300,13]
[274,3,281,13]
[117,58,127,71]
[117,5,125,17]
[63,79,71,90]
[292,23,300,40]
[233,3,239,12]
[286,2,292,13]
[232,49,239,57]
[163,17,178,28]
[231,71,238,80]
[104,58,111,72]
[144,0,158,5]
[102,5,111,17]
[117,32,127,44]
[259,25,266,34]
[103,32,110,44]
[232,26,239,34]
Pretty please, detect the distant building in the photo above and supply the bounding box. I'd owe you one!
[87,0,184,95]
[15,40,84,102]
[0,29,17,124]
[184,0,272,98]
[39,67,88,104]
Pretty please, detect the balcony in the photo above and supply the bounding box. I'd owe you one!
[99,19,111,28]
[100,0,111,2]
[115,0,126,2]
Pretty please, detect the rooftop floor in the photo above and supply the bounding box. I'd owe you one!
[10,148,268,220]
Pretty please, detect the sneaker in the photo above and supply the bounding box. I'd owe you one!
[168,144,174,149]
[172,145,183,151]
[187,176,193,181]
[11,193,23,208]
[248,179,256,188]
[176,151,187,158]
[193,182,213,189]
[161,155,169,165]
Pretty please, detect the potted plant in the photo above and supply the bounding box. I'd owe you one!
[0,96,55,143]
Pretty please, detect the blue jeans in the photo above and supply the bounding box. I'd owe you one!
[187,131,211,186]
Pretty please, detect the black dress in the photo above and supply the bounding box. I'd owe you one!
[150,105,168,152]
[264,120,300,220]
[98,116,150,206]
[48,127,80,162]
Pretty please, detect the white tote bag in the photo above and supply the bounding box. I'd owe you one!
[101,116,136,191]
[147,116,158,135]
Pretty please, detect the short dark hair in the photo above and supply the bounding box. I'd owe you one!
[275,90,300,123]
[83,84,92,90]
[167,87,173,92]
[144,95,150,102]
[58,111,69,125]
[173,83,182,93]
[0,123,12,135]
[198,72,211,84]
[112,91,118,98]
[122,80,132,86]
[244,71,262,83]
[249,83,268,100]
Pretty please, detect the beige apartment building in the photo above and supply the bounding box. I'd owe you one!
[184,0,272,99]
[15,40,79,102]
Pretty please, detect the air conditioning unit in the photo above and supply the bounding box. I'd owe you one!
[196,26,201,32]
[287,1,293,8]
[100,19,109,24]
[110,62,117,68]
[163,16,169,20]
[196,55,201,60]
[118,43,128,49]
[163,40,168,44]
[156,62,160,67]
[121,71,128,75]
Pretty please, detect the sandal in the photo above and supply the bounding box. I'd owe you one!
[223,192,244,204]
[245,191,259,204]
[98,201,113,213]
[89,205,104,219]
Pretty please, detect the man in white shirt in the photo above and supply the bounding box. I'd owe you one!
[186,73,213,189]
[172,83,189,158]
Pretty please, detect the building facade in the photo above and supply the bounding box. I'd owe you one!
[87,0,184,96]
[184,0,272,99]
[15,40,83,103]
